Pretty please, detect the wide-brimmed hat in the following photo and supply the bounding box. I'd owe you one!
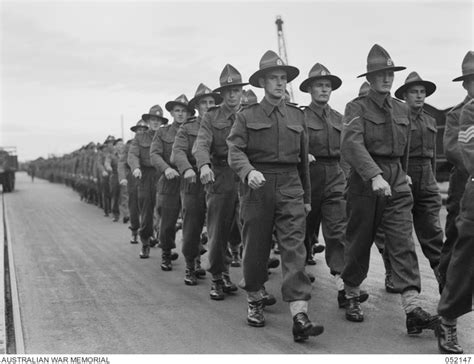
[165,94,195,115]
[141,104,169,124]
[453,51,474,82]
[357,44,406,78]
[299,63,342,92]
[103,135,115,144]
[213,64,249,93]
[395,71,436,99]
[241,89,258,106]
[113,138,123,146]
[358,81,371,97]
[189,83,223,109]
[130,119,149,132]
[249,50,300,87]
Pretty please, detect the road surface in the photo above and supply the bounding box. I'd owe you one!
[2,172,473,354]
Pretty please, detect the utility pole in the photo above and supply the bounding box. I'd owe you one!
[275,15,294,102]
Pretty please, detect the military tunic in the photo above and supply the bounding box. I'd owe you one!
[439,96,472,285]
[304,102,346,275]
[150,122,182,252]
[128,129,159,243]
[193,103,240,276]
[438,99,474,319]
[171,117,206,265]
[227,97,312,302]
[341,88,421,293]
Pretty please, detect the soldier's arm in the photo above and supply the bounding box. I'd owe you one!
[96,153,106,174]
[444,109,467,171]
[171,126,193,174]
[298,121,311,204]
[458,101,474,176]
[227,112,254,183]
[104,153,113,172]
[193,113,213,170]
[127,137,141,171]
[341,101,383,181]
[150,129,170,175]
[401,115,411,173]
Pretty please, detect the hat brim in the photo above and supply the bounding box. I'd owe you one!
[142,114,169,124]
[299,75,342,93]
[394,80,436,100]
[249,65,300,88]
[130,125,149,132]
[189,93,224,109]
[357,66,406,78]
[164,101,196,116]
[452,72,474,82]
[213,82,249,93]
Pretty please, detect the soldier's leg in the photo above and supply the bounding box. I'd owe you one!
[110,175,120,220]
[439,167,468,288]
[102,175,111,216]
[304,164,324,263]
[119,184,129,222]
[127,174,140,241]
[137,168,156,258]
[412,167,443,270]
[228,200,242,267]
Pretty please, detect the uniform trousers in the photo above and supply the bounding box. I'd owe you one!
[102,175,111,215]
[206,164,239,276]
[137,167,158,241]
[438,178,474,319]
[180,169,206,265]
[157,176,181,251]
[439,167,469,286]
[407,159,443,268]
[305,160,346,275]
[127,172,140,233]
[342,160,421,293]
[239,165,312,302]
[109,172,120,218]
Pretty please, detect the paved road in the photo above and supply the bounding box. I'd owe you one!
[3,172,473,354]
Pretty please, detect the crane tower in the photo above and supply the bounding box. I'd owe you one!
[275,15,294,102]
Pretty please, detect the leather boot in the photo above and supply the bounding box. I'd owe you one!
[161,250,172,271]
[262,285,276,307]
[149,236,158,248]
[385,272,398,293]
[222,273,238,293]
[231,251,241,267]
[338,289,369,308]
[139,241,150,259]
[267,257,280,269]
[247,300,265,327]
[406,307,439,335]
[195,257,206,278]
[210,276,225,300]
[171,251,179,261]
[292,312,324,342]
[130,232,138,245]
[437,323,463,354]
[184,267,198,286]
[345,296,364,322]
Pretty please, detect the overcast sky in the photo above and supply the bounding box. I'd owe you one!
[1,0,472,161]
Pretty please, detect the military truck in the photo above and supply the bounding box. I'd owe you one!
[0,147,18,192]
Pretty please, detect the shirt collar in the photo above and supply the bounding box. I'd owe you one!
[368,88,392,109]
[261,97,286,117]
[221,103,236,120]
[410,107,423,120]
[308,101,329,118]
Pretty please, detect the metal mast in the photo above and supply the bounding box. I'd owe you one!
[275,15,294,102]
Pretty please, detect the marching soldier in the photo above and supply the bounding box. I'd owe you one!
[128,105,167,258]
[340,44,438,335]
[150,95,193,271]
[170,93,209,286]
[394,72,443,279]
[439,51,474,290]
[105,138,123,222]
[98,136,115,217]
[227,50,324,342]
[193,66,246,300]
[436,51,474,354]
[299,63,368,308]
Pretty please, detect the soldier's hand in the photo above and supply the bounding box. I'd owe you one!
[133,168,142,179]
[304,203,312,215]
[200,165,215,184]
[406,175,412,186]
[247,170,266,190]
[184,169,196,183]
[102,171,108,177]
[119,179,128,186]
[371,174,391,197]
[164,167,179,180]
[308,154,316,163]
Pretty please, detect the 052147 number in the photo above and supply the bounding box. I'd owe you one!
[445,357,472,364]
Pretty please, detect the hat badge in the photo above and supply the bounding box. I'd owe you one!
[321,70,327,76]
[276,59,283,66]
[387,58,393,66]
[227,76,233,83]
